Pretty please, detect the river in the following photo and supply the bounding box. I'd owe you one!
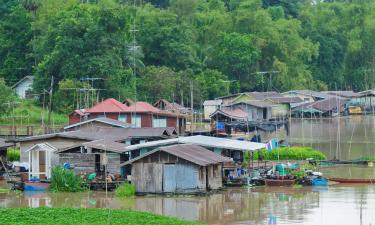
[1,184,375,225]
[289,115,375,160]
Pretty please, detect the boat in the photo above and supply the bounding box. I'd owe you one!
[24,181,50,191]
[265,179,295,187]
[311,177,328,186]
[328,178,375,184]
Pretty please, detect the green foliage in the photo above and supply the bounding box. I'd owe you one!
[6,147,20,162]
[252,146,327,161]
[50,166,86,192]
[0,78,17,114]
[0,100,67,125]
[0,208,203,225]
[2,0,375,110]
[0,188,10,193]
[115,183,136,198]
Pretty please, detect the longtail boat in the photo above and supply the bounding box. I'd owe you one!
[329,178,375,184]
[265,179,295,187]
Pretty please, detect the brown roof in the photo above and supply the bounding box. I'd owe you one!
[232,100,273,108]
[81,140,128,153]
[295,97,347,112]
[16,127,176,143]
[0,138,13,149]
[323,91,361,98]
[154,99,190,114]
[210,108,248,120]
[266,97,303,104]
[64,117,130,130]
[122,144,232,166]
[247,92,283,100]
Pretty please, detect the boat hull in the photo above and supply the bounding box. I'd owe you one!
[24,182,50,191]
[329,178,375,184]
[265,179,295,187]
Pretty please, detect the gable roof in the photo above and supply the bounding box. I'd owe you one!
[210,108,248,120]
[81,139,128,154]
[69,109,87,116]
[85,98,128,113]
[124,101,161,113]
[294,97,347,113]
[64,117,130,130]
[265,96,303,104]
[227,100,273,108]
[122,144,232,166]
[0,138,13,149]
[247,91,283,100]
[16,127,176,143]
[284,90,331,100]
[154,99,190,114]
[323,91,361,98]
[12,76,34,88]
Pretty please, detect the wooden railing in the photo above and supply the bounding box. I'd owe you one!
[0,125,64,137]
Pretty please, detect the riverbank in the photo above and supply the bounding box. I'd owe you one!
[0,207,202,225]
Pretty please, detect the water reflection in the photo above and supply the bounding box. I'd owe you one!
[290,116,375,160]
[1,186,375,224]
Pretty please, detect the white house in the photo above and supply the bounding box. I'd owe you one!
[12,76,34,99]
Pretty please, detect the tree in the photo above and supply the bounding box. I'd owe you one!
[194,69,230,100]
[0,78,17,113]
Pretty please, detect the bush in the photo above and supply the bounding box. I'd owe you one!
[115,183,136,197]
[50,166,86,192]
[252,146,326,161]
[6,147,20,162]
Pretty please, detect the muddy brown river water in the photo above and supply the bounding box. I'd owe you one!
[1,184,375,225]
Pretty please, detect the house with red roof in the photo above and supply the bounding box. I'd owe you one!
[68,98,186,133]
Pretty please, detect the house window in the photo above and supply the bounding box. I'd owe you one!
[131,114,141,128]
[152,116,167,128]
[118,114,127,122]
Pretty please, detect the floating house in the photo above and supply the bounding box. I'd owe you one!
[12,76,34,99]
[292,97,348,117]
[122,144,232,194]
[16,127,177,179]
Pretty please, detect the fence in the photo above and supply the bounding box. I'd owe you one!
[0,125,64,137]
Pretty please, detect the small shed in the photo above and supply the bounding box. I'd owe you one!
[122,144,232,194]
[12,76,34,99]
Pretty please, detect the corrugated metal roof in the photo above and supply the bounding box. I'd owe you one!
[265,97,303,104]
[82,140,128,153]
[16,127,175,142]
[247,92,283,100]
[293,97,347,112]
[209,108,248,120]
[227,100,273,108]
[125,135,266,151]
[86,98,129,113]
[64,117,130,130]
[323,91,361,98]
[0,138,13,149]
[122,144,232,166]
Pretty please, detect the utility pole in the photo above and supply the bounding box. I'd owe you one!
[47,76,54,132]
[190,81,193,133]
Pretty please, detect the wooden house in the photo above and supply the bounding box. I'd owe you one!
[16,127,177,179]
[122,144,232,194]
[69,98,186,133]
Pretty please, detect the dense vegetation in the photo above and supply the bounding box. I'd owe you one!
[6,147,20,161]
[1,0,375,113]
[0,208,202,225]
[115,183,136,197]
[50,166,87,192]
[252,146,327,160]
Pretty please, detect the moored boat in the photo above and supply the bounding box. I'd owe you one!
[265,179,295,187]
[329,178,375,184]
[24,181,50,191]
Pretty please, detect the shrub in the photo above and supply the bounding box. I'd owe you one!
[6,147,20,162]
[50,166,86,192]
[115,183,136,197]
[252,146,326,161]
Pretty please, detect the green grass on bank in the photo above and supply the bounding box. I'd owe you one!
[0,208,203,225]
[253,146,327,161]
[0,100,67,126]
